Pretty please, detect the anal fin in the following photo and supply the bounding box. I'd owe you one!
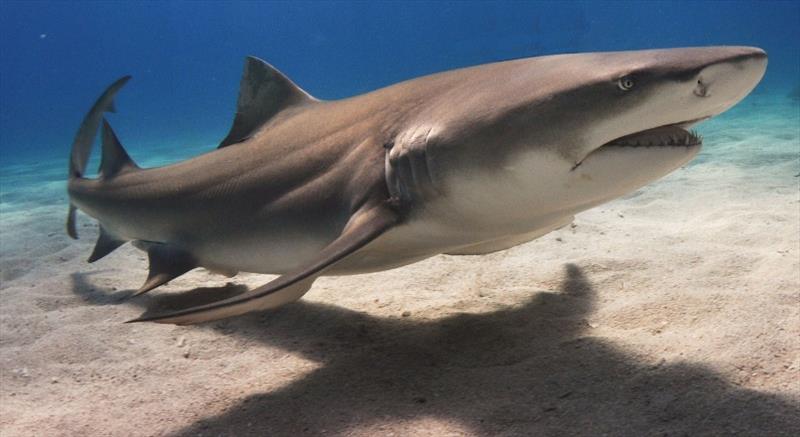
[134,243,197,296]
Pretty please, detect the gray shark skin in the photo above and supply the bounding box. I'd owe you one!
[66,46,767,324]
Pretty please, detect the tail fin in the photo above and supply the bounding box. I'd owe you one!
[81,121,139,263]
[66,76,131,239]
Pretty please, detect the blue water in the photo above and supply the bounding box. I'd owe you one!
[0,1,798,167]
[0,5,799,433]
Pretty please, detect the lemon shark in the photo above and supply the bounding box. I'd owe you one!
[66,46,767,324]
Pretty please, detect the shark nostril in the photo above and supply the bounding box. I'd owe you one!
[694,79,709,97]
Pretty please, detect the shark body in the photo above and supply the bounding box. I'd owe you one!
[67,47,767,324]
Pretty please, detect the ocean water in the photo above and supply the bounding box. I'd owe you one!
[0,0,797,272]
[0,0,798,277]
[1,1,798,163]
[2,3,800,435]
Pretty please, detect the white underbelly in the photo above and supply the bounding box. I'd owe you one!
[326,210,575,275]
[189,228,333,275]
[186,186,579,277]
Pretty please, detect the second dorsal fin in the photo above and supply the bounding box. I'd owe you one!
[218,56,317,148]
[99,119,138,178]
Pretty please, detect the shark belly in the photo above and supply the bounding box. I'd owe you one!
[189,225,336,275]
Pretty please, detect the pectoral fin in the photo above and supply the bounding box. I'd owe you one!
[129,203,399,325]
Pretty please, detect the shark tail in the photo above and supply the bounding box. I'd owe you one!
[66,76,131,239]
[65,77,200,293]
[80,120,139,265]
[67,77,139,265]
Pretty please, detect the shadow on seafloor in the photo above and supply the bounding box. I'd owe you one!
[72,264,800,436]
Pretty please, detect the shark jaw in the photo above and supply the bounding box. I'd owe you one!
[574,121,704,171]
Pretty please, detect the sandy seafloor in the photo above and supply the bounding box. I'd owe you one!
[1,94,798,436]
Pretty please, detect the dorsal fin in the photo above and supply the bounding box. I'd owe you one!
[99,119,138,178]
[218,56,317,148]
[87,226,126,263]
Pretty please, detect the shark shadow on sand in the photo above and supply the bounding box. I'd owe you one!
[71,265,799,436]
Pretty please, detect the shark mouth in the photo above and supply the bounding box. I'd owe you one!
[573,122,704,170]
[603,124,702,148]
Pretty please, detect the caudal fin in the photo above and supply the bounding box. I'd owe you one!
[66,76,131,239]
[73,118,139,263]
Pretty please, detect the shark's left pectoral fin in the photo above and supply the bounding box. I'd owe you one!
[129,203,399,325]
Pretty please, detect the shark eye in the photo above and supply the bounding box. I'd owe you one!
[618,76,635,91]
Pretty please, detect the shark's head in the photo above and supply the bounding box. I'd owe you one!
[414,46,767,234]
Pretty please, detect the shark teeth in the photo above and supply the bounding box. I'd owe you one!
[605,124,702,148]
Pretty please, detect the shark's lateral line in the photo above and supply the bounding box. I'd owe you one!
[66,47,767,324]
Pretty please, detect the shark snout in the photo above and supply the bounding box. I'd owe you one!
[691,46,767,114]
[573,46,767,170]
[693,79,709,98]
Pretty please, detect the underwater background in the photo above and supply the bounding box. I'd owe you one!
[2,0,797,253]
[1,1,798,166]
[1,2,799,436]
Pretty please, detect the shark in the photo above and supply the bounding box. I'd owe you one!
[66,46,767,324]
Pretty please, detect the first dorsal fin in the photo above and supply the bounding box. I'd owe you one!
[218,56,317,148]
[99,119,138,178]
